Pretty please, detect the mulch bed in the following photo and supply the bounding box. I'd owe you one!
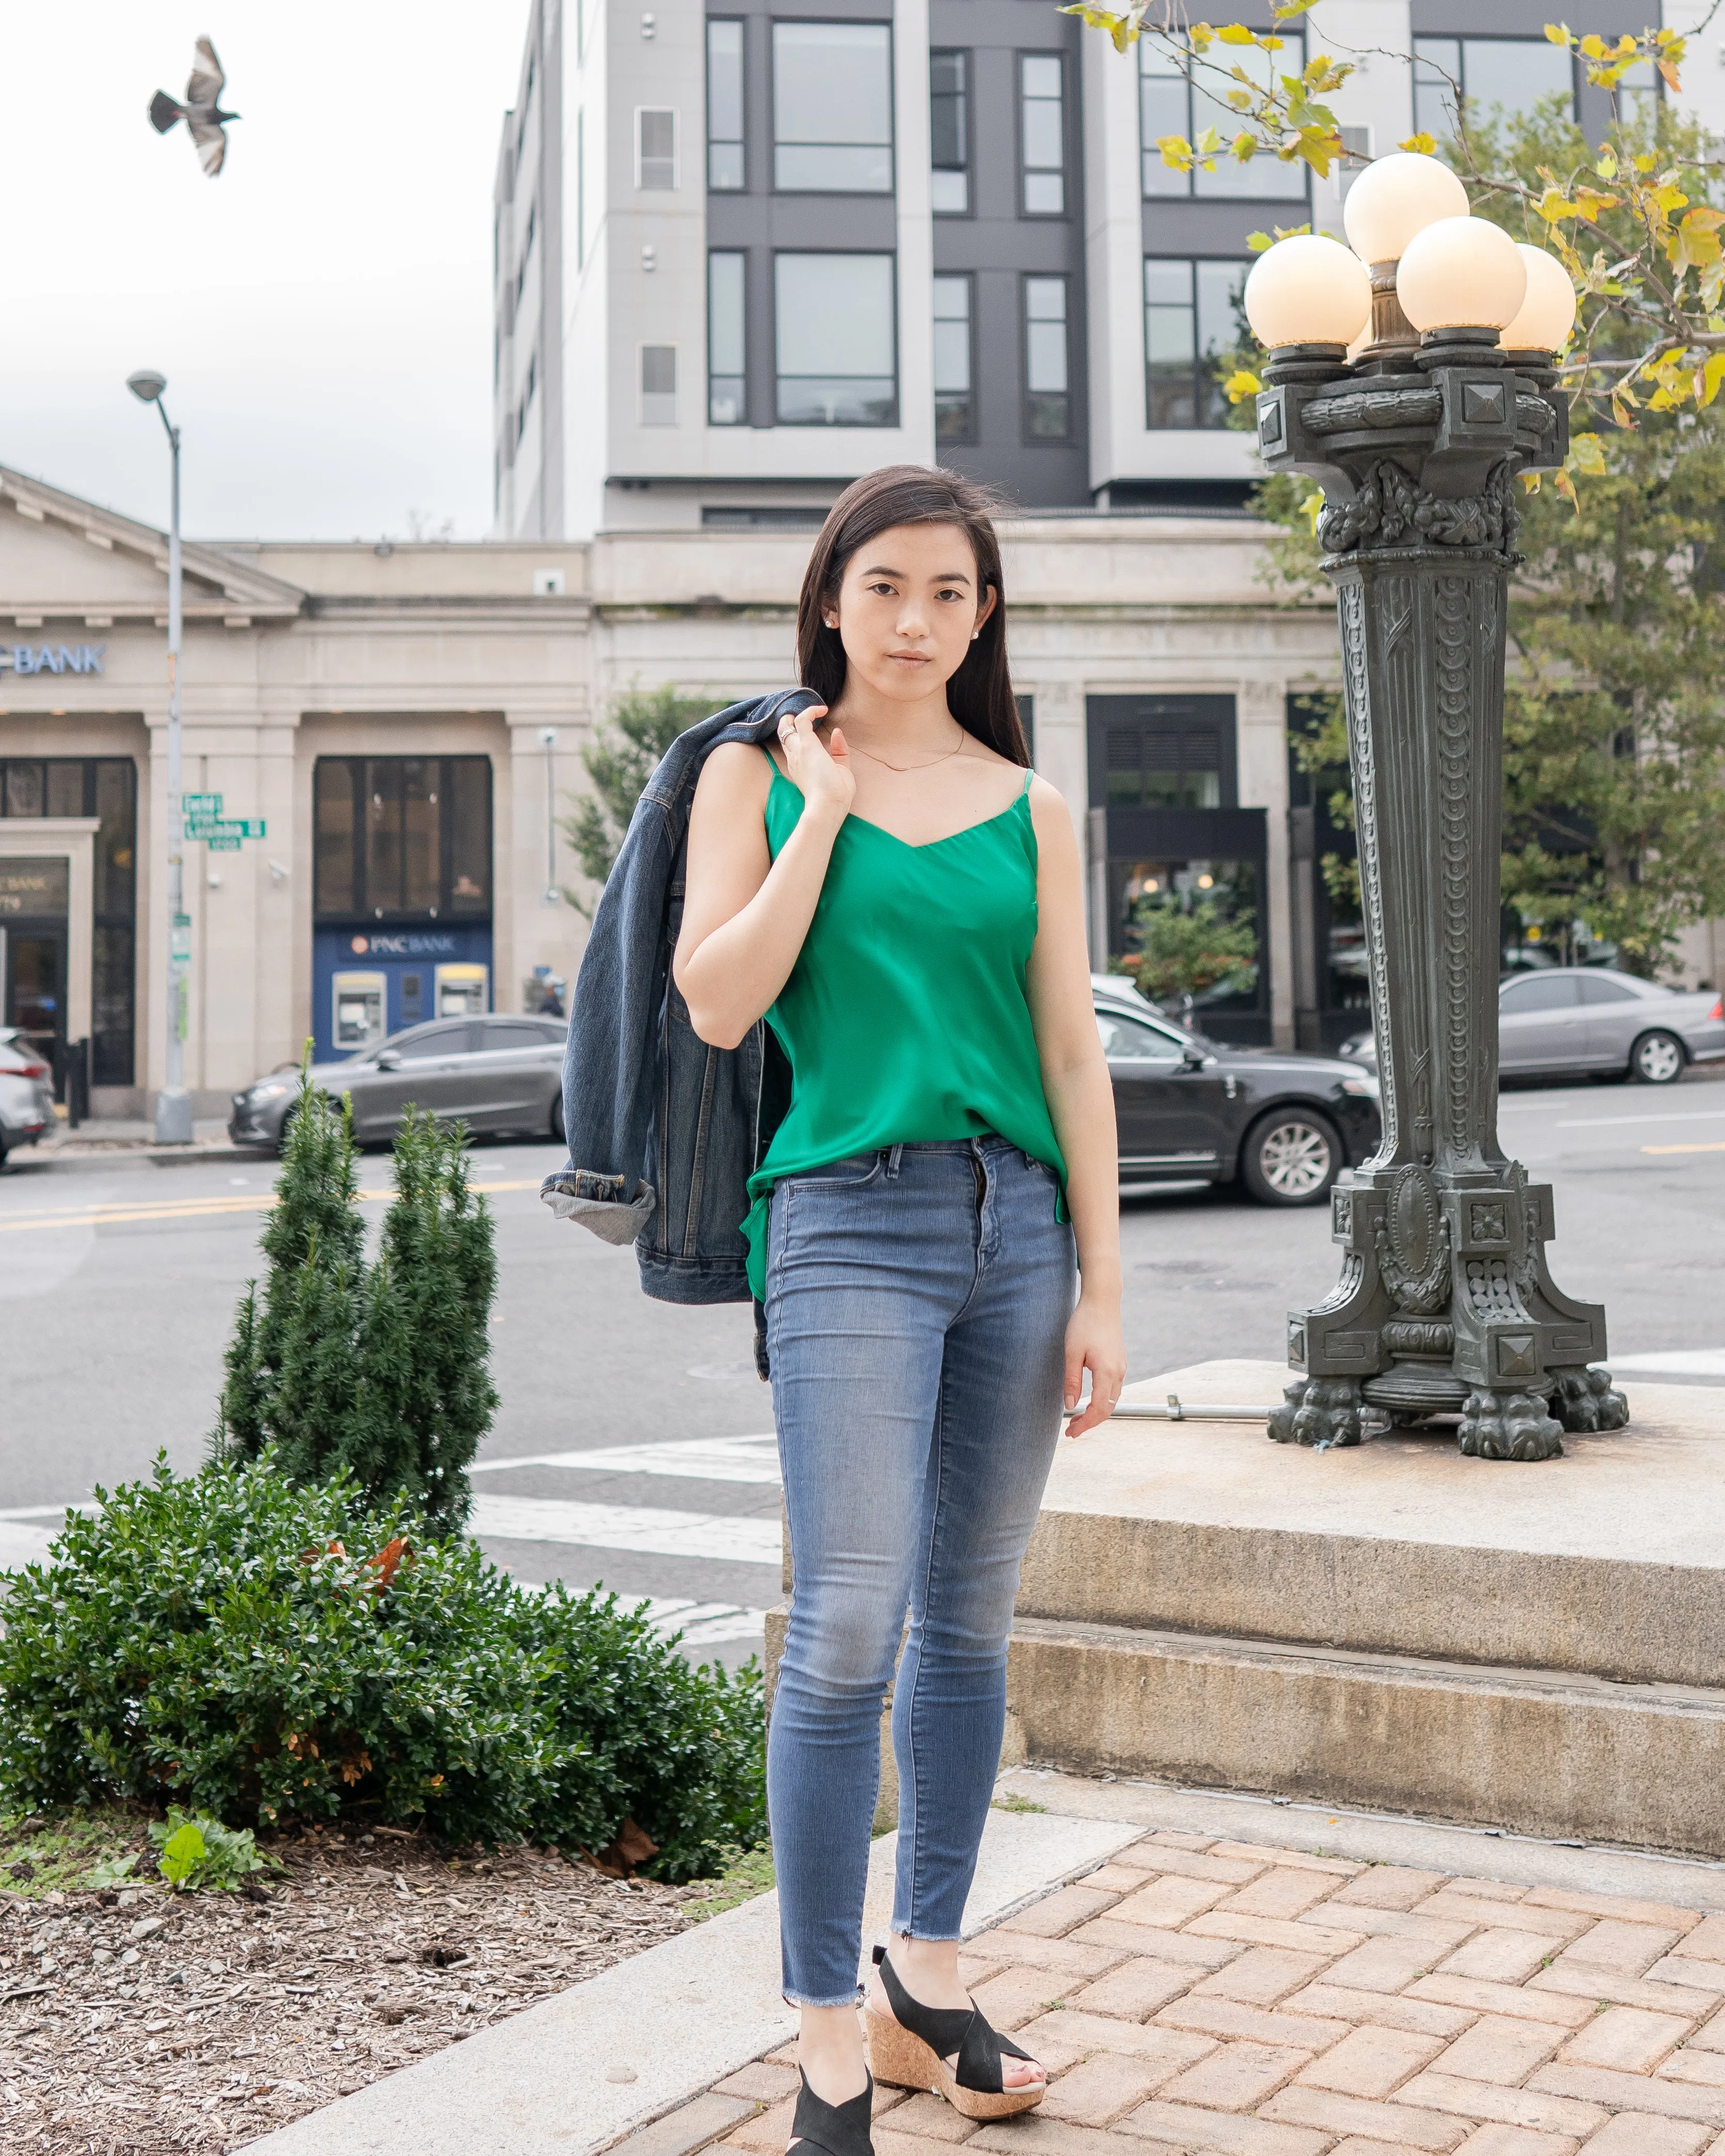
[0,1824,704,2154]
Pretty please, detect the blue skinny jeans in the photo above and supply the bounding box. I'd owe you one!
[763,1136,1076,2007]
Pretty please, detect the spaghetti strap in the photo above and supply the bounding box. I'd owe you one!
[1020,766,1034,796]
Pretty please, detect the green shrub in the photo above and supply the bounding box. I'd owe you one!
[216,1083,497,1536]
[0,1458,765,1881]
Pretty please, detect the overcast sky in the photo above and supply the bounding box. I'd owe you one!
[0,5,528,543]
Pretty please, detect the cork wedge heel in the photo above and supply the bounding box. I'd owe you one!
[861,1946,1045,2122]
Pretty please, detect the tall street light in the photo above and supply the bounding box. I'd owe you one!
[126,369,193,1144]
[1248,153,1630,1462]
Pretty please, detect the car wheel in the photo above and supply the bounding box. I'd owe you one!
[550,1092,565,1143]
[1240,1108,1341,1206]
[1630,1029,1686,1085]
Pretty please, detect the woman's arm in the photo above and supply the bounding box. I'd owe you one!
[1025,780,1126,1438]
[673,707,854,1050]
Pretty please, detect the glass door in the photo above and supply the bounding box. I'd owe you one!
[4,927,66,1092]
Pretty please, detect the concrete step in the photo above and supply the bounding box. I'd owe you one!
[1004,1611,1725,1857]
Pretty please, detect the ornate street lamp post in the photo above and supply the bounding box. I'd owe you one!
[1250,154,1629,1461]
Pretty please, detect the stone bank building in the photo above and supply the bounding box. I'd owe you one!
[0,464,1350,1119]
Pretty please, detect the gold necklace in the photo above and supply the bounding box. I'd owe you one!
[846,726,968,775]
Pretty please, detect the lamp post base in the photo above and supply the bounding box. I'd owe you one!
[154,1088,195,1145]
[1269,1164,1630,1459]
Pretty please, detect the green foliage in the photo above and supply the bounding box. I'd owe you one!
[683,1843,776,1924]
[1128,905,1259,1003]
[216,1086,497,1533]
[1255,98,1725,976]
[0,1808,148,1898]
[0,1458,765,1881]
[150,1808,269,1893]
[561,684,714,913]
[346,1109,498,1537]
[216,1058,363,1473]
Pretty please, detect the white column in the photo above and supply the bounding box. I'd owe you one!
[1236,679,1296,1047]
[895,0,936,466]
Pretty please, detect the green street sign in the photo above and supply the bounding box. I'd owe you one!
[205,835,244,852]
[181,792,223,812]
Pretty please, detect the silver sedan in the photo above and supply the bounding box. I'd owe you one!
[0,1028,54,1167]
[230,1014,568,1152]
[1343,967,1725,1086]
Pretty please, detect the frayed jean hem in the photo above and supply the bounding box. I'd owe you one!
[784,1986,866,2009]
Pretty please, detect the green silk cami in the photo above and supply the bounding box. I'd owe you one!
[740,755,1068,1300]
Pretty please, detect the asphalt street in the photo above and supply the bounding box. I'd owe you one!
[2,1068,1721,1667]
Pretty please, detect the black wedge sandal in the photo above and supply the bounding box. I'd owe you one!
[863,1944,1045,2120]
[787,2068,875,2156]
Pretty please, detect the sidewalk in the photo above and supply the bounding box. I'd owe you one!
[6,1116,251,1172]
[245,1767,1725,2156]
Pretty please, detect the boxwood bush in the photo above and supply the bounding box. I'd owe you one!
[0,1457,764,1882]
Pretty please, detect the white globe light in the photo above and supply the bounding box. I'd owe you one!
[1343,151,1470,265]
[1396,216,1528,332]
[1500,244,1578,352]
[1243,234,1371,350]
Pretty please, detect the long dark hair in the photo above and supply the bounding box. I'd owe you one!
[795,466,1028,766]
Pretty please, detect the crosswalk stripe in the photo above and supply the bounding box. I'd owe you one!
[471,1436,781,1485]
[468,1493,781,1567]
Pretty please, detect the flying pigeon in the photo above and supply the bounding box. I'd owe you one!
[149,38,239,176]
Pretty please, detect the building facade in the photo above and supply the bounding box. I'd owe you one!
[1,462,1368,1117]
[491,0,1724,536]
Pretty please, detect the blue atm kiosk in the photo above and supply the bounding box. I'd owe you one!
[312,925,492,1062]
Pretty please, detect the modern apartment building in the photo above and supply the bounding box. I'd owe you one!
[480,0,1723,1048]
[491,0,1706,538]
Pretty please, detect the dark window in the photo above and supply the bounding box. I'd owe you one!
[1016,695,1035,758]
[1413,37,1576,141]
[1578,974,1639,1004]
[1096,1009,1184,1061]
[1145,258,1250,429]
[0,756,136,1085]
[1091,696,1236,809]
[708,20,745,190]
[1024,275,1071,440]
[478,1019,560,1049]
[775,253,898,425]
[1141,35,1307,200]
[1499,973,1581,1012]
[396,1022,472,1060]
[1019,55,1066,216]
[709,251,746,425]
[638,108,677,189]
[641,343,677,425]
[773,23,893,193]
[933,275,974,441]
[931,51,969,213]
[314,756,492,923]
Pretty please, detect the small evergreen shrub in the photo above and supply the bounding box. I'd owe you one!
[216,1081,497,1535]
[0,1459,765,1881]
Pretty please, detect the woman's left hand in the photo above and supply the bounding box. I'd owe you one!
[1062,1290,1127,1439]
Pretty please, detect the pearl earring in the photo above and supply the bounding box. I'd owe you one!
[970,631,980,641]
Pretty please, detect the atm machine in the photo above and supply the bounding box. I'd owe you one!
[434,962,489,1018]
[330,970,388,1054]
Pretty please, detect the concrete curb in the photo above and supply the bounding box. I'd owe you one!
[240,1806,1141,2156]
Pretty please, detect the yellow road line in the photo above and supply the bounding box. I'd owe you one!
[1642,1140,1725,1155]
[0,1179,542,1236]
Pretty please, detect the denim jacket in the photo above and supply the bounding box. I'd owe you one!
[538,687,820,1306]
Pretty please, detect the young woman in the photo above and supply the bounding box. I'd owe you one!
[674,466,1125,2156]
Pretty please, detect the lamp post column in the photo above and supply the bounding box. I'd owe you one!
[158,414,193,1144]
[1247,187,1629,1460]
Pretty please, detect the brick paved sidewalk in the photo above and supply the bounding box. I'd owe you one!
[620,1826,1725,2156]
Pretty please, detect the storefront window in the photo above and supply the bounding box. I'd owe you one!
[1112,857,1263,1018]
[314,756,492,922]
[0,755,135,1087]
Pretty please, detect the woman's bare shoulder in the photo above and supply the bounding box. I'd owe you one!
[694,739,775,807]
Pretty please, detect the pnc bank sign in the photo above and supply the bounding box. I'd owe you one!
[0,643,105,676]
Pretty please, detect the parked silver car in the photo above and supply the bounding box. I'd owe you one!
[230,1014,568,1153]
[1342,967,1725,1085]
[0,1028,54,1167]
